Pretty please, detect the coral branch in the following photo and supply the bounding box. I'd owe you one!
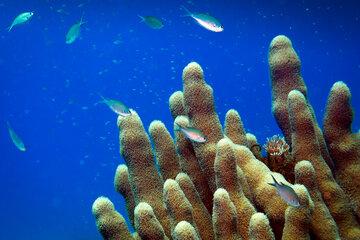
[212,188,241,240]
[287,90,360,239]
[324,81,360,219]
[93,35,360,240]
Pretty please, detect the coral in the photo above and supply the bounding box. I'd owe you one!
[172,221,200,240]
[174,115,213,212]
[287,90,359,239]
[134,202,168,240]
[212,188,241,240]
[269,35,334,172]
[295,160,340,239]
[263,135,294,182]
[224,109,248,146]
[92,196,133,240]
[263,135,290,156]
[92,35,360,240]
[323,82,360,219]
[214,138,257,240]
[148,120,181,181]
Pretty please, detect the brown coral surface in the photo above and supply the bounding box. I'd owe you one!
[93,35,360,240]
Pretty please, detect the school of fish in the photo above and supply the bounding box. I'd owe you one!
[4,6,303,207]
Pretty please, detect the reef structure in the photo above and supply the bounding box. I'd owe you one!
[92,35,360,240]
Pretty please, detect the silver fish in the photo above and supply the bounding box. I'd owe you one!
[8,12,34,32]
[100,96,131,117]
[268,174,300,207]
[7,121,26,152]
[175,123,207,143]
[66,16,86,44]
[181,6,223,32]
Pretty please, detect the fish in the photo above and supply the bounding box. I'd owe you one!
[7,121,26,152]
[174,123,207,143]
[66,16,86,44]
[181,6,223,32]
[8,12,34,32]
[268,174,300,207]
[138,15,164,29]
[99,96,131,117]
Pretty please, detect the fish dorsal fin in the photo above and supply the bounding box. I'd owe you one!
[175,122,188,130]
[270,174,279,186]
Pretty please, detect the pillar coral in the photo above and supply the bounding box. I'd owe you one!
[323,81,360,219]
[92,35,360,240]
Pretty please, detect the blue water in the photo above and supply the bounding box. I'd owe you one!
[0,0,359,239]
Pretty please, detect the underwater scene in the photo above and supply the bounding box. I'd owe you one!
[1,0,360,239]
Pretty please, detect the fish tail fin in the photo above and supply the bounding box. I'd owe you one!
[268,174,278,187]
[7,25,13,32]
[94,93,106,106]
[6,121,11,128]
[174,122,181,131]
[137,15,145,22]
[180,5,192,17]
[79,12,86,25]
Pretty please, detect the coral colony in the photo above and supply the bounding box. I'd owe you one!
[92,35,360,240]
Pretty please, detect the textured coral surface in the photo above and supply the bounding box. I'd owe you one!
[92,35,360,240]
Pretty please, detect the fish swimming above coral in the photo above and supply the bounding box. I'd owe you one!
[174,123,207,143]
[138,15,164,29]
[8,11,34,32]
[268,174,300,207]
[181,5,223,32]
[98,95,131,117]
[66,16,86,44]
[6,121,26,152]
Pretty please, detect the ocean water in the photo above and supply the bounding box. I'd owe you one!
[0,0,359,239]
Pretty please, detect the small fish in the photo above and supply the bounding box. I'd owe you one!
[66,16,86,44]
[56,8,69,15]
[268,174,300,207]
[7,121,26,152]
[138,15,164,29]
[174,123,207,143]
[181,6,223,32]
[8,12,34,32]
[99,96,131,117]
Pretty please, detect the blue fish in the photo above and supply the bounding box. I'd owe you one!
[99,95,131,117]
[138,15,164,29]
[7,121,26,152]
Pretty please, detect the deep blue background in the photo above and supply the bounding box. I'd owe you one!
[0,0,359,239]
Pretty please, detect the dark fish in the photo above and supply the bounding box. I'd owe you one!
[138,15,164,29]
[268,174,300,207]
[66,16,86,44]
